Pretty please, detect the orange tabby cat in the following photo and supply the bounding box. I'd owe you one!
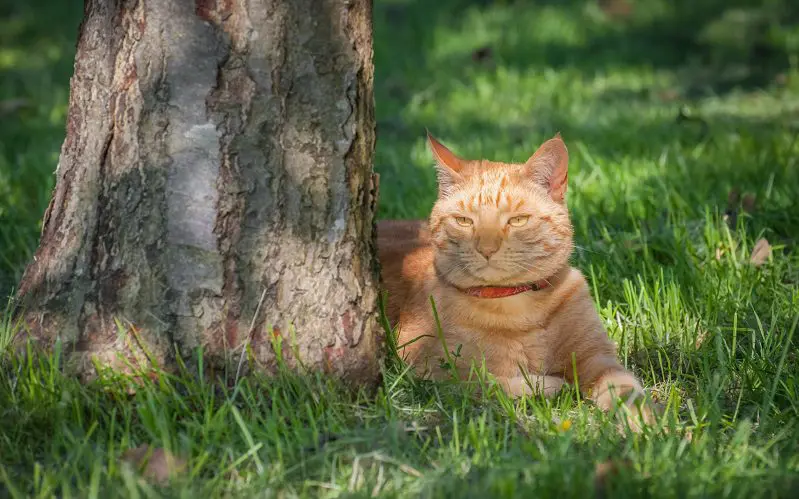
[378,133,653,428]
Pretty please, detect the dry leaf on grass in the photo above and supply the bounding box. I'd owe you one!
[121,445,187,484]
[742,193,756,213]
[471,46,494,63]
[724,189,739,227]
[724,190,757,228]
[598,0,633,19]
[727,188,740,207]
[749,238,771,266]
[657,89,680,102]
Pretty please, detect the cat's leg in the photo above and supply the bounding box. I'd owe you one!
[561,349,655,431]
[497,374,567,398]
[591,369,644,411]
[548,282,656,432]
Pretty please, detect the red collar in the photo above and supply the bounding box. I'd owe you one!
[460,279,551,299]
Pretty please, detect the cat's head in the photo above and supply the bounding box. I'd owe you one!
[427,132,574,288]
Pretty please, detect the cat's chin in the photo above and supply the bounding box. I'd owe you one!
[448,268,535,288]
[474,268,520,283]
[438,258,560,287]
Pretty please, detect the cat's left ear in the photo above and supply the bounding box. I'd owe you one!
[525,133,569,203]
[427,131,465,197]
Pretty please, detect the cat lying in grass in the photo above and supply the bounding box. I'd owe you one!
[378,132,654,430]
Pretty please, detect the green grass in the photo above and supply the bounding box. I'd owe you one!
[2,0,799,496]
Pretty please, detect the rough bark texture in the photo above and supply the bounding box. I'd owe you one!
[16,0,381,384]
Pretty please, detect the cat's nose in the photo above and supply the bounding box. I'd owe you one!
[475,238,501,260]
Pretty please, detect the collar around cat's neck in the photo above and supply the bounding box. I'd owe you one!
[459,279,552,299]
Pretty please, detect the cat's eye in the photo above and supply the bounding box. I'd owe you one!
[508,215,530,227]
[454,216,473,227]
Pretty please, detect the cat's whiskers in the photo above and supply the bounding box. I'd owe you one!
[507,261,559,286]
[446,260,484,281]
[504,263,540,278]
[505,258,547,272]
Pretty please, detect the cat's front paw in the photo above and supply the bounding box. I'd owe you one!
[591,371,655,432]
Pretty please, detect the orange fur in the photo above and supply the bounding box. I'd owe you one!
[378,133,653,429]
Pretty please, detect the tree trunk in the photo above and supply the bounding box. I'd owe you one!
[15,0,381,384]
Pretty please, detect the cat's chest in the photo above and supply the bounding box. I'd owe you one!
[444,293,553,333]
[449,325,553,377]
[426,291,560,375]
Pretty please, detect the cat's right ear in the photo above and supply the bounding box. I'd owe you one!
[525,134,569,203]
[427,131,465,197]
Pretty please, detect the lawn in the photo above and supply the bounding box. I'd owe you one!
[2,0,799,496]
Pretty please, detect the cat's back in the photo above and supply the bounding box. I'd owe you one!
[377,220,434,324]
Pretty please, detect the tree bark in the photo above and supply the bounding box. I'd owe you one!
[15,0,381,384]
